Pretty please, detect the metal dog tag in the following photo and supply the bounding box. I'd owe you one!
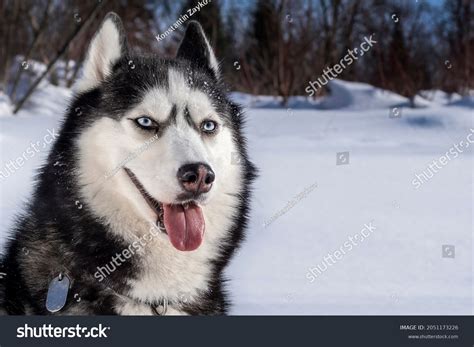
[46,274,70,313]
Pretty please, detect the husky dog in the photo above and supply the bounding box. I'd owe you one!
[0,13,255,315]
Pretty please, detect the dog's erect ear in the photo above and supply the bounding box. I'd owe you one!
[177,21,220,80]
[75,12,128,93]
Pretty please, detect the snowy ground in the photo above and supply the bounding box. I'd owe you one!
[0,78,472,315]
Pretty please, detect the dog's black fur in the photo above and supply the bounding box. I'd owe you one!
[0,14,256,315]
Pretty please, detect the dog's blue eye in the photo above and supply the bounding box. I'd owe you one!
[201,120,217,133]
[135,116,155,129]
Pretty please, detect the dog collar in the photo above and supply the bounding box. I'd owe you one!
[46,272,171,315]
[150,298,168,315]
[101,282,172,316]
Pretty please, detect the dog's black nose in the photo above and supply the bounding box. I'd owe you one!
[177,163,215,194]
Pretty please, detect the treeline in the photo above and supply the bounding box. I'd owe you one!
[205,0,473,105]
[0,0,472,110]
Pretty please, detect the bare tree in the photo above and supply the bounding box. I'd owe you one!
[13,0,107,114]
[9,0,52,101]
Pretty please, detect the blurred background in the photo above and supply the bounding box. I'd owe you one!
[0,0,472,112]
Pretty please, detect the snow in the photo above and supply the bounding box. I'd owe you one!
[0,74,472,315]
[0,91,13,117]
[232,79,463,110]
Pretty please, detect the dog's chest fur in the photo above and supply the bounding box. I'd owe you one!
[107,195,238,315]
[123,230,212,315]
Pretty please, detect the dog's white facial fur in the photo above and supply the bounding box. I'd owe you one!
[76,67,242,232]
[74,15,243,314]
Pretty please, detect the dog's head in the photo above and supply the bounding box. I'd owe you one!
[70,13,252,252]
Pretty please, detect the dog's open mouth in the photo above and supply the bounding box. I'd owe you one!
[124,168,205,252]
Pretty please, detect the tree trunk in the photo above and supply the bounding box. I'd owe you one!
[10,0,52,101]
[13,0,107,114]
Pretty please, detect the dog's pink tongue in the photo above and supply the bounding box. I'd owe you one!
[163,203,204,251]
